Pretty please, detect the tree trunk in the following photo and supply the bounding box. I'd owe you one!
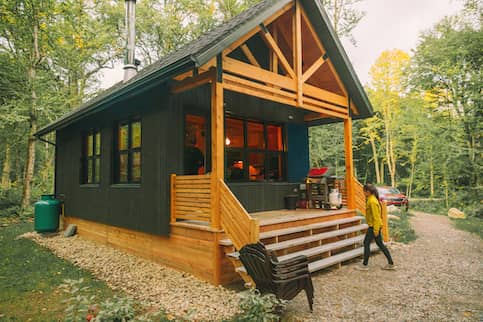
[380,161,385,184]
[429,148,434,197]
[20,22,40,212]
[20,87,38,211]
[1,143,11,189]
[388,135,397,187]
[407,136,418,199]
[369,136,380,184]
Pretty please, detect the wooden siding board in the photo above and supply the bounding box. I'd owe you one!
[56,86,170,236]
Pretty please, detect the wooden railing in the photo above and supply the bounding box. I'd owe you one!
[171,174,213,224]
[381,201,389,242]
[354,179,366,215]
[334,178,347,206]
[219,179,259,250]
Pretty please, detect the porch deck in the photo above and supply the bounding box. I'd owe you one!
[251,208,354,226]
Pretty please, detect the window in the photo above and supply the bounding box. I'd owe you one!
[225,118,285,182]
[81,130,101,184]
[114,120,141,183]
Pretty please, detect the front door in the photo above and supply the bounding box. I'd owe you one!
[183,114,208,175]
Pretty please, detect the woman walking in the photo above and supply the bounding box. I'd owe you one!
[356,183,395,270]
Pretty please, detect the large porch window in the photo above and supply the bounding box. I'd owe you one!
[225,118,285,182]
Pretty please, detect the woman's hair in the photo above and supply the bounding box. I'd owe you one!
[363,183,380,199]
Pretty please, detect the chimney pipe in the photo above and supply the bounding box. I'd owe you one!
[123,0,137,82]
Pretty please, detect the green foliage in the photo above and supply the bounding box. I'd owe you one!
[93,295,137,322]
[410,199,447,216]
[309,124,345,175]
[319,0,366,44]
[231,289,287,322]
[451,216,483,239]
[388,211,417,244]
[60,278,96,322]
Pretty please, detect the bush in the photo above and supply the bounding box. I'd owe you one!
[389,211,417,244]
[93,296,137,322]
[230,289,287,322]
[410,199,446,215]
[451,217,483,239]
[59,278,97,322]
[0,185,23,217]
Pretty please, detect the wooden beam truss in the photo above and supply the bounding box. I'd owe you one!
[220,0,352,120]
[172,0,356,120]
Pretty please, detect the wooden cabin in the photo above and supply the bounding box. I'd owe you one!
[35,0,383,286]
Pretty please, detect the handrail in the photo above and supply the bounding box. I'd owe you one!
[219,179,259,250]
[353,179,366,215]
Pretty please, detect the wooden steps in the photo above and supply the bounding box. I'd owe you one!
[277,235,364,261]
[220,215,364,246]
[265,224,367,252]
[308,244,378,272]
[236,244,379,274]
[222,210,375,284]
[227,234,365,262]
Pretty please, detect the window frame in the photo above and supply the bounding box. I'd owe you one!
[113,119,142,184]
[81,129,102,185]
[225,117,286,182]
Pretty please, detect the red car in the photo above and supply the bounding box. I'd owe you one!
[376,186,409,210]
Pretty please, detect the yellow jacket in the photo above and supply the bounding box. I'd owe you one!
[365,195,382,235]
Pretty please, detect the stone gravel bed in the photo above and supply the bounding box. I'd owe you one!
[20,211,482,321]
[20,232,241,321]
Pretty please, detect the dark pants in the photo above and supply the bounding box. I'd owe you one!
[363,227,393,265]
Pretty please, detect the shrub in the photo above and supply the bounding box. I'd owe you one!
[409,199,446,215]
[0,185,23,217]
[59,279,141,322]
[231,289,287,322]
[93,296,137,322]
[389,211,416,244]
[59,278,96,322]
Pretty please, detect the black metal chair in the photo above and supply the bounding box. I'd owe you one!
[239,242,314,311]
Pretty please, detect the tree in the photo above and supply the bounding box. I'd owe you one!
[0,0,60,211]
[0,0,123,212]
[366,49,411,188]
[409,14,482,189]
[318,0,365,44]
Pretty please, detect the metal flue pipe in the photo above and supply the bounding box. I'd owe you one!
[123,0,137,82]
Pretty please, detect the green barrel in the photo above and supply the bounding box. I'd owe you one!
[34,194,61,233]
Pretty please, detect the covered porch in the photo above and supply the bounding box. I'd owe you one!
[168,0,376,285]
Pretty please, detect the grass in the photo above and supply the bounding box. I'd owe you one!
[451,216,483,239]
[388,211,417,244]
[0,221,115,321]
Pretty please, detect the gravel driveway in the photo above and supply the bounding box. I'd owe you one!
[286,212,483,321]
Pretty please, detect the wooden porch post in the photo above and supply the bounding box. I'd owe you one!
[210,58,224,230]
[344,117,356,210]
[211,59,224,285]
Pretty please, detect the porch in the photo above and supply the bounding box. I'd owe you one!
[167,0,378,285]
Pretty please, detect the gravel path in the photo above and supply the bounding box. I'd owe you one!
[21,212,482,321]
[286,212,483,321]
[20,232,240,321]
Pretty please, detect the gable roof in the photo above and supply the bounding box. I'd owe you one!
[36,0,372,137]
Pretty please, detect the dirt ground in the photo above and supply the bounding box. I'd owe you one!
[286,212,483,321]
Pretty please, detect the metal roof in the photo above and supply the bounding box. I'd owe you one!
[36,0,372,136]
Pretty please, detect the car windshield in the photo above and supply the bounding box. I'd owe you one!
[378,187,400,194]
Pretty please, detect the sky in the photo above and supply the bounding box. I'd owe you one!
[100,0,463,89]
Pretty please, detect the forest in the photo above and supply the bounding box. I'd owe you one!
[0,0,481,218]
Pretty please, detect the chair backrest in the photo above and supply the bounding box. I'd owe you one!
[239,243,274,292]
